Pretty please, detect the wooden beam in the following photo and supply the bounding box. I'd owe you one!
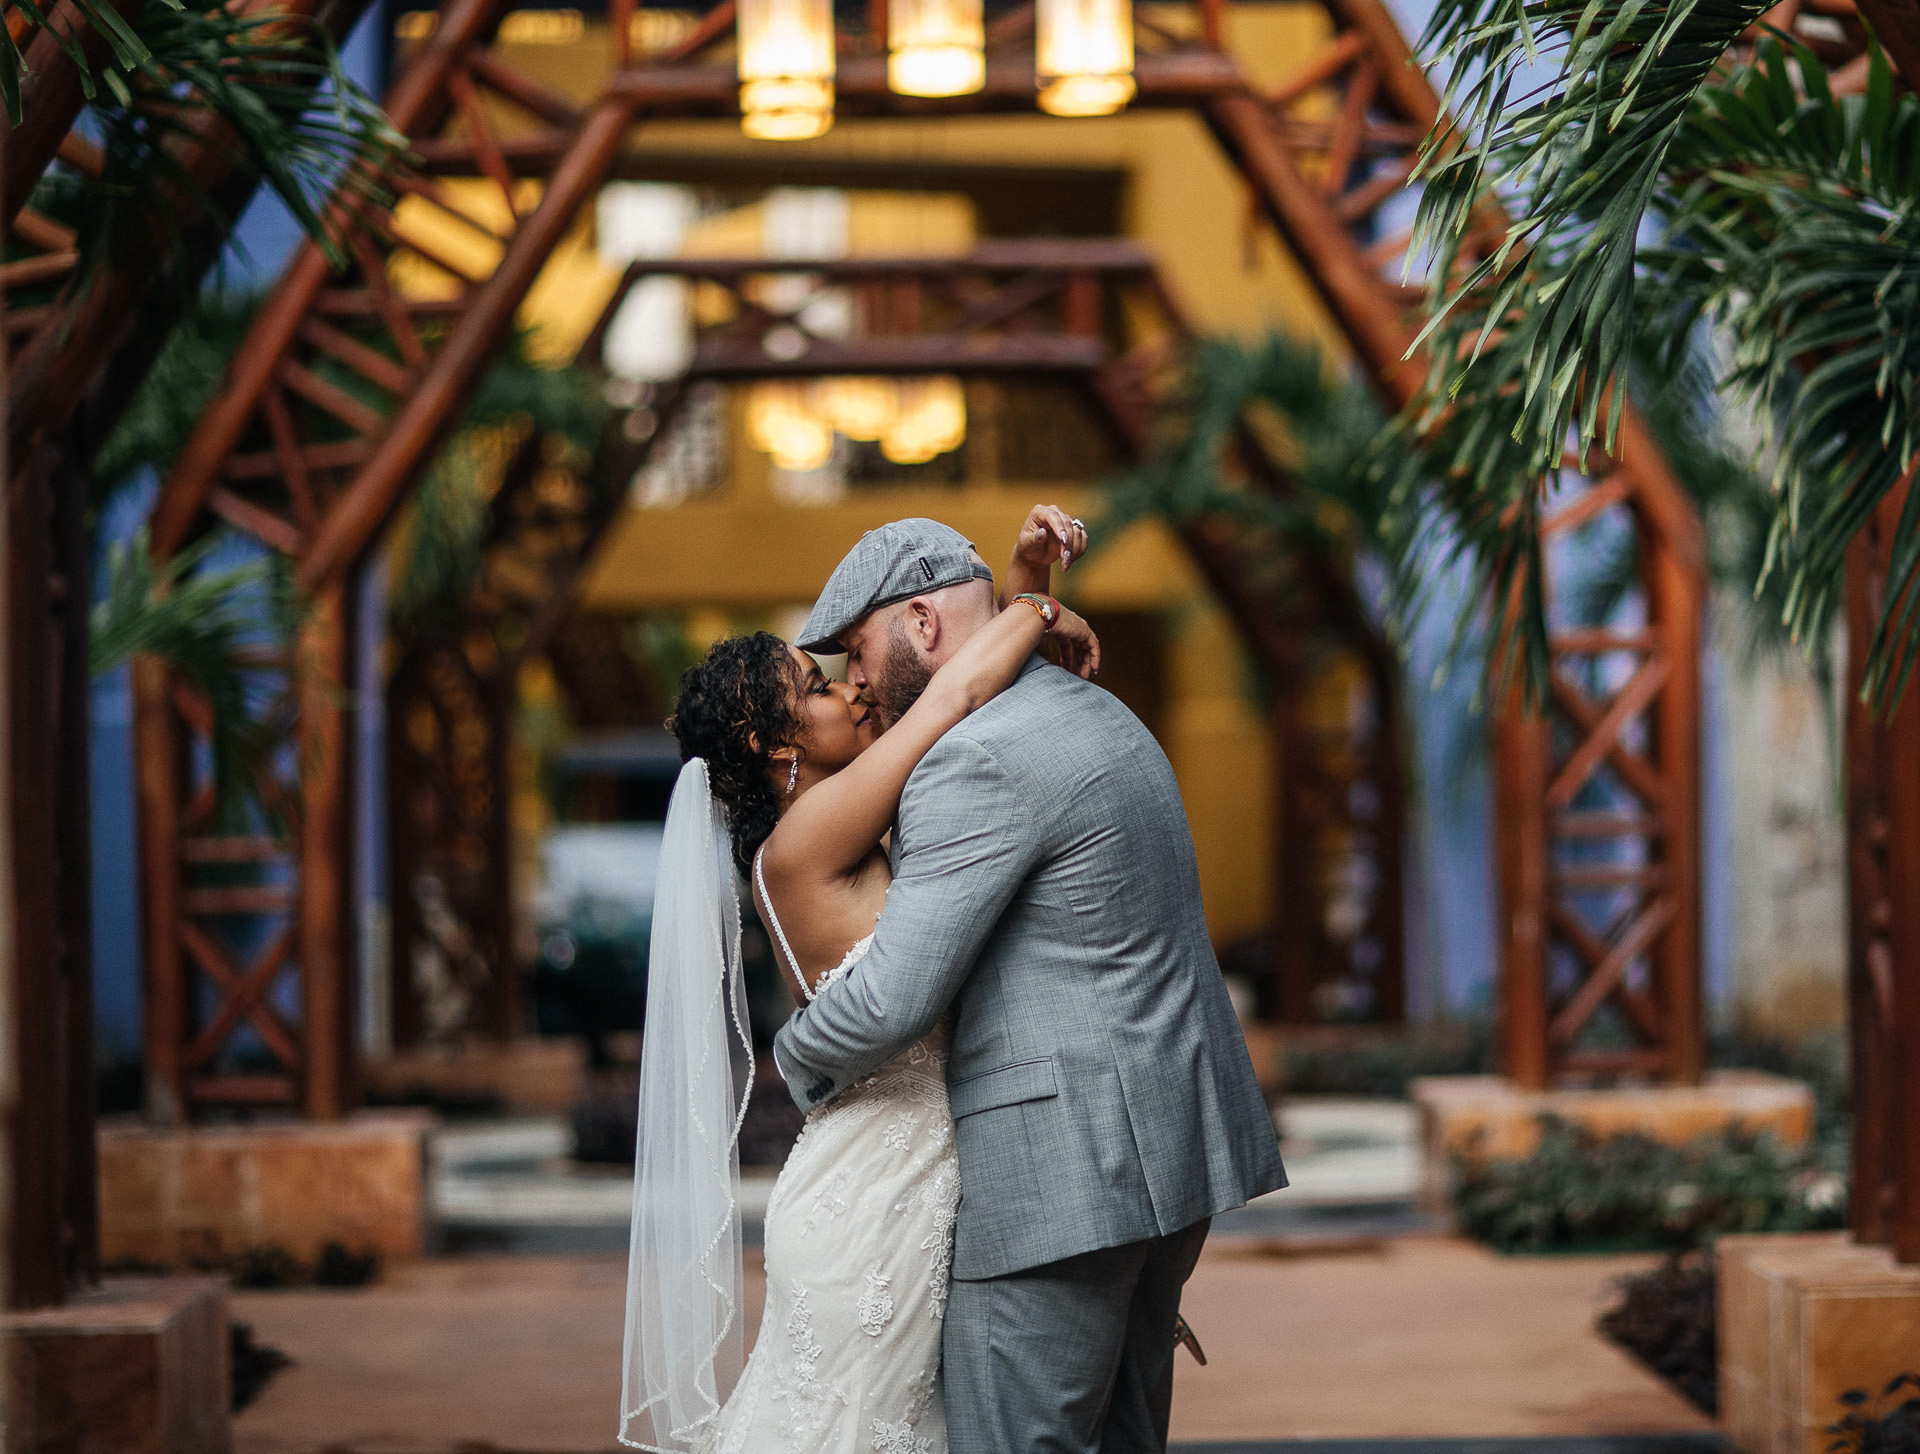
[1203,92,1424,407]
[298,92,639,589]
[687,334,1111,377]
[132,658,187,1125]
[51,439,98,1287]
[600,48,1245,110]
[1493,695,1551,1090]
[149,0,509,560]
[297,583,351,1118]
[7,444,64,1307]
[1848,479,1920,1261]
[0,0,149,228]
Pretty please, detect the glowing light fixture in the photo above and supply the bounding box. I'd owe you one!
[747,382,835,469]
[888,0,984,97]
[744,376,965,470]
[736,0,836,140]
[881,376,966,464]
[813,375,898,441]
[1035,0,1135,116]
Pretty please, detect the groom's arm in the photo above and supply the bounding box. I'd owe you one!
[772,733,1040,1111]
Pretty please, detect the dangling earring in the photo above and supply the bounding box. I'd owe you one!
[786,756,800,794]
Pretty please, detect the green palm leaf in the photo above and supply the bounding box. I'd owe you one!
[1400,23,1920,709]
[1105,332,1393,558]
[1411,0,1769,474]
[92,527,300,823]
[23,1,406,287]
[1647,37,1920,702]
[0,0,174,125]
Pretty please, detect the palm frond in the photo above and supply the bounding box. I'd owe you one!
[0,0,171,125]
[386,341,610,637]
[1645,37,1920,704]
[26,1,406,288]
[92,289,260,506]
[1396,0,1771,704]
[1103,331,1415,648]
[92,527,301,823]
[1411,0,1770,477]
[1396,30,1920,709]
[1108,335,1386,531]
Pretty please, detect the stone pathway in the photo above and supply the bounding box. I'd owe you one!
[229,1098,1709,1452]
[231,1238,1710,1454]
[1180,1441,1721,1454]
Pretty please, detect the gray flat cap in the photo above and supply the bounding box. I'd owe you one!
[798,518,994,653]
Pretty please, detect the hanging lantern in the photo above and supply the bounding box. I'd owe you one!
[747,382,835,470]
[1035,0,1134,117]
[882,376,966,464]
[737,0,836,140]
[813,376,898,441]
[888,0,984,97]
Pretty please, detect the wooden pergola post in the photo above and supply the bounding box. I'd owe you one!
[298,581,355,1118]
[1845,481,1920,1262]
[1492,699,1552,1090]
[3,433,100,1306]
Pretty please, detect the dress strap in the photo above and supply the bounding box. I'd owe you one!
[753,846,813,1002]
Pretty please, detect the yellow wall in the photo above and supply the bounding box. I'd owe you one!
[439,3,1354,946]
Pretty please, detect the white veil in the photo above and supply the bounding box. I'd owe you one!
[619,758,754,1452]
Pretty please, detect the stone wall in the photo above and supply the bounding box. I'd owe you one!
[1717,603,1847,1042]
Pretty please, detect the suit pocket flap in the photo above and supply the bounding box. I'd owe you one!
[949,1057,1058,1118]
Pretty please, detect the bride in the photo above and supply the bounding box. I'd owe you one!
[620,507,1097,1453]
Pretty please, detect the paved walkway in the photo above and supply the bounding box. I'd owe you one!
[232,1237,1710,1454]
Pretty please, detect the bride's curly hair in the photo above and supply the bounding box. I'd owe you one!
[667,631,805,876]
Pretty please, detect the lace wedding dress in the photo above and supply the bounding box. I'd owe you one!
[700,860,959,1454]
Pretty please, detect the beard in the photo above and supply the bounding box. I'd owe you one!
[868,614,935,730]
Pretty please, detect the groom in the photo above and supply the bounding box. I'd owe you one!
[774,518,1286,1453]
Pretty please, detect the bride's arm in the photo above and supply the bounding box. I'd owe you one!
[763,601,1059,885]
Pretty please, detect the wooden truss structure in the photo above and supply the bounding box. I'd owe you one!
[386,406,640,1046]
[385,240,1407,1042]
[128,0,1705,1123]
[1,0,372,1303]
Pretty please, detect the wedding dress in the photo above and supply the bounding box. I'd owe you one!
[700,859,959,1454]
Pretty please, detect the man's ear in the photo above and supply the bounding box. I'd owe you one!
[906,597,939,653]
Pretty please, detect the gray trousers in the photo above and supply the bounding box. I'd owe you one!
[942,1218,1211,1454]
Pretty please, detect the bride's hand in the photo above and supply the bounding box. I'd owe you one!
[1014,504,1089,572]
[1049,604,1101,680]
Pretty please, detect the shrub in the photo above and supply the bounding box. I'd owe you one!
[1277,1022,1490,1097]
[213,1241,380,1288]
[230,1322,293,1411]
[1453,1116,1847,1253]
[1598,1253,1717,1414]
[1831,1376,1920,1454]
[227,1244,305,1288]
[312,1241,381,1287]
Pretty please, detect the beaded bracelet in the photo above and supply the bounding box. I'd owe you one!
[1013,592,1061,629]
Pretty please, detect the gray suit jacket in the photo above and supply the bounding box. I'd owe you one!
[773,656,1287,1280]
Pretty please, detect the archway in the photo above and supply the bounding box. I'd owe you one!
[125,0,1706,1136]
